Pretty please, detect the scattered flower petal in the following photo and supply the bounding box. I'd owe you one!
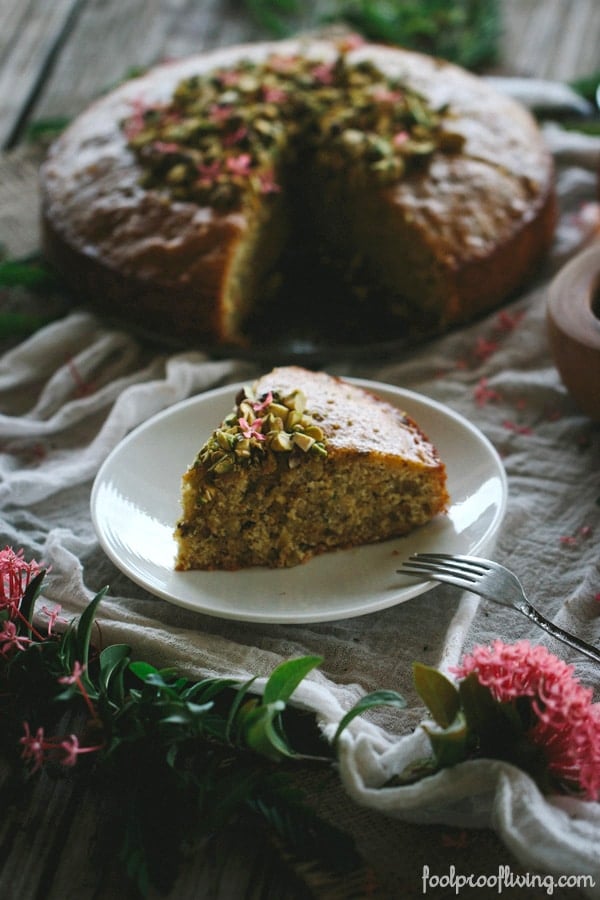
[473,377,502,406]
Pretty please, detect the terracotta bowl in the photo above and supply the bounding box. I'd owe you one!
[547,243,600,421]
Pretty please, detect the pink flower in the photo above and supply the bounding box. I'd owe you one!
[208,104,233,123]
[58,660,86,686]
[57,661,97,720]
[311,62,335,85]
[223,126,249,148]
[238,417,265,441]
[19,724,102,772]
[20,723,48,773]
[373,88,405,105]
[152,141,180,154]
[252,391,273,413]
[0,620,32,656]
[226,153,253,176]
[262,86,288,104]
[393,130,409,147]
[216,69,242,87]
[40,603,68,636]
[0,546,42,616]
[452,640,600,800]
[266,54,299,74]
[337,33,366,53]
[59,734,102,767]
[123,98,163,141]
[196,160,221,186]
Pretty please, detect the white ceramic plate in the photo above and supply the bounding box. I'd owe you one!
[91,379,507,623]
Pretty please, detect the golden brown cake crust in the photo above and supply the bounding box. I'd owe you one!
[40,39,556,344]
[174,367,449,569]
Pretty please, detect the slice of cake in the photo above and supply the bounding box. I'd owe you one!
[174,367,448,569]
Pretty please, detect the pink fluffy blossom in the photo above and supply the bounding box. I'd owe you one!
[0,546,42,616]
[452,640,600,800]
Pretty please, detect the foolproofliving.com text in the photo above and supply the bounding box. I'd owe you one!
[422,864,596,896]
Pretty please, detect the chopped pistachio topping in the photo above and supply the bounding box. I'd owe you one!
[122,44,464,210]
[195,386,327,482]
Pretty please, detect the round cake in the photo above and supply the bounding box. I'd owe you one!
[40,36,556,348]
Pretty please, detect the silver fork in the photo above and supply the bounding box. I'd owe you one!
[399,552,600,665]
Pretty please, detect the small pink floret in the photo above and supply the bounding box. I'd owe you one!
[0,620,32,655]
[393,130,409,146]
[58,660,87,686]
[252,391,273,413]
[238,417,265,441]
[226,153,253,175]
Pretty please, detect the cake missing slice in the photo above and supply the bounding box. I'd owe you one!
[174,367,449,570]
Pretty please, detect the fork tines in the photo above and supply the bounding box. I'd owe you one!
[399,553,492,582]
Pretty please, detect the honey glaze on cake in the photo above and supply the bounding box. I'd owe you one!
[174,367,449,570]
[40,37,556,347]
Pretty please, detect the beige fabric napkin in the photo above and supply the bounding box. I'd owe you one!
[1,115,599,894]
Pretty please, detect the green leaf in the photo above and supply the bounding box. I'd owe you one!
[422,711,469,768]
[332,689,406,748]
[25,117,71,142]
[262,655,322,705]
[249,791,363,873]
[242,700,293,761]
[181,676,238,704]
[18,570,46,635]
[0,256,57,289]
[99,643,132,705]
[100,643,131,679]
[225,676,258,744]
[570,71,600,103]
[458,673,525,758]
[75,586,109,670]
[413,662,460,728]
[129,660,160,681]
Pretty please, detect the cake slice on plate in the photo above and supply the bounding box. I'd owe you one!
[174,367,448,570]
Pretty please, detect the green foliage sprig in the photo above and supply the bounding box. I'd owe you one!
[0,551,405,895]
[243,0,501,69]
[0,252,60,338]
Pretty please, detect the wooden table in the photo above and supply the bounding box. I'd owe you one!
[1,2,599,898]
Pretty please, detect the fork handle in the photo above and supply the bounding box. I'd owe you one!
[520,601,600,664]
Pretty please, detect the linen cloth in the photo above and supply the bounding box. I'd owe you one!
[1,109,599,895]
